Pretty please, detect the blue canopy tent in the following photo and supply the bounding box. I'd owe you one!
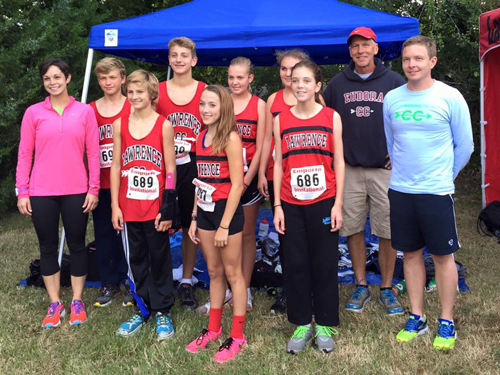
[88,0,419,66]
[81,0,419,101]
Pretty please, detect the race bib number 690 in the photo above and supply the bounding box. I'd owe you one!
[290,165,326,201]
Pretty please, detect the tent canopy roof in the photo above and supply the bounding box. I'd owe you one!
[89,0,419,66]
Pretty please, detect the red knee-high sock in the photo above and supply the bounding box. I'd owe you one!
[230,315,246,339]
[208,308,223,332]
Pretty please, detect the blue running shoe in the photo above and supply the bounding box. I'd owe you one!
[117,312,145,337]
[379,289,404,316]
[396,314,429,342]
[156,312,174,341]
[433,318,457,350]
[345,286,371,312]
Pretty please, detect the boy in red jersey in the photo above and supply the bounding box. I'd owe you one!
[156,37,207,310]
[90,57,133,308]
[111,70,177,340]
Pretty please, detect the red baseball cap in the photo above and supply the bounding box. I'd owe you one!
[347,27,377,45]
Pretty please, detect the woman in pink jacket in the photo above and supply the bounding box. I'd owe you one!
[16,58,100,328]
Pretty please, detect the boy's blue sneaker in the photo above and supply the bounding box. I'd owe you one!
[156,312,174,341]
[345,286,371,312]
[396,314,429,342]
[117,312,145,337]
[379,289,404,316]
[433,318,457,350]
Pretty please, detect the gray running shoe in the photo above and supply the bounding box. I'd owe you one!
[270,293,286,315]
[315,325,338,353]
[179,284,198,310]
[94,284,121,307]
[122,283,135,307]
[286,325,314,354]
[195,291,233,315]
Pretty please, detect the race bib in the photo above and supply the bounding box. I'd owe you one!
[126,169,160,200]
[175,139,192,165]
[290,165,326,201]
[243,148,248,173]
[193,178,216,212]
[100,144,113,169]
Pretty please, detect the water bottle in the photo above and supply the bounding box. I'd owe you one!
[393,280,407,296]
[258,219,269,238]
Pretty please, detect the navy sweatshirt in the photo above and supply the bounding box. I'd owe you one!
[324,58,405,168]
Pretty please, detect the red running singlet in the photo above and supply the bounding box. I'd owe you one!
[267,89,293,181]
[194,129,237,212]
[156,81,206,166]
[279,107,336,205]
[90,100,131,189]
[119,115,166,222]
[235,95,260,173]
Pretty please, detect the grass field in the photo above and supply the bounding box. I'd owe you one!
[0,164,499,375]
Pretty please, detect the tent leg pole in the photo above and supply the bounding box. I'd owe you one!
[81,48,94,104]
[58,228,65,267]
[480,59,486,208]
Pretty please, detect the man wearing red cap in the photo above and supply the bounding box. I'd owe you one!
[324,27,406,315]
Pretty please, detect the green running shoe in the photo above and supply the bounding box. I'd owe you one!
[315,325,338,353]
[433,318,456,350]
[287,325,314,354]
[396,314,429,342]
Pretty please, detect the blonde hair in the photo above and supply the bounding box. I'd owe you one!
[168,37,197,58]
[94,57,126,77]
[275,49,310,65]
[203,85,237,154]
[403,35,437,58]
[124,69,159,104]
[229,56,254,75]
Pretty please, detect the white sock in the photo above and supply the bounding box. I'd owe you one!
[301,323,312,328]
[180,278,192,286]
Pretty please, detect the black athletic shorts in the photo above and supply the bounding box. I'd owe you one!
[241,175,263,206]
[176,156,197,229]
[197,199,244,235]
[388,189,460,255]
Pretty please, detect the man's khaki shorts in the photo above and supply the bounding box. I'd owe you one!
[340,164,391,239]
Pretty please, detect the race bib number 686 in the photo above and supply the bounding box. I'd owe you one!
[290,165,326,201]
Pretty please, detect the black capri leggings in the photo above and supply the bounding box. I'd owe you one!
[31,194,89,277]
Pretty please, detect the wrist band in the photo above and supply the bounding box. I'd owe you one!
[219,225,229,230]
[244,183,249,187]
[274,204,281,208]
[191,216,197,221]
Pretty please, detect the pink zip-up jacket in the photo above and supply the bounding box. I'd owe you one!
[16,96,100,198]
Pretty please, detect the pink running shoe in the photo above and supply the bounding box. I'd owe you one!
[185,327,222,354]
[213,336,247,363]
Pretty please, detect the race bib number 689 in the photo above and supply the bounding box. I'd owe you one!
[126,169,160,200]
